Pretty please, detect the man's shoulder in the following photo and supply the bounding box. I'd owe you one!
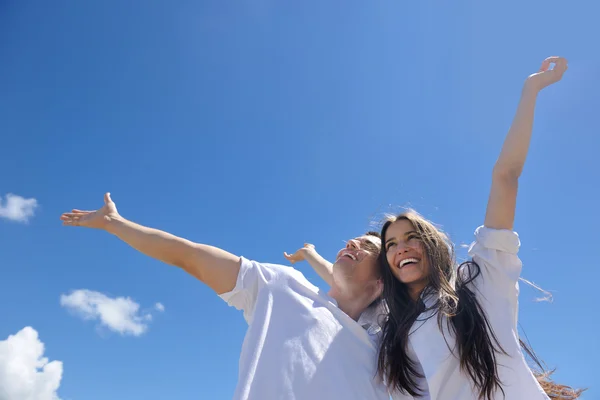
[242,257,314,287]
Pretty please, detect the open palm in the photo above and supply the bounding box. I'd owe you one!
[60,192,120,229]
[284,243,315,264]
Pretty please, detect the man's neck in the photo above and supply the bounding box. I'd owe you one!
[328,284,376,321]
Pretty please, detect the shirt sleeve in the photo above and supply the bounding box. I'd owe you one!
[459,226,522,341]
[463,226,522,332]
[467,225,522,288]
[219,257,285,324]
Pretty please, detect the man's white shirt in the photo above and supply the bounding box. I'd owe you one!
[220,257,390,400]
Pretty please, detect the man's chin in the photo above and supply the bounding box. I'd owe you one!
[334,257,357,269]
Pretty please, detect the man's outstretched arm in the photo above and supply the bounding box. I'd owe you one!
[61,193,240,294]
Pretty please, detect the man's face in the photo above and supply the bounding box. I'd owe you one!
[333,235,381,286]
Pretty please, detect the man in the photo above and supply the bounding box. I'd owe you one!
[61,193,389,400]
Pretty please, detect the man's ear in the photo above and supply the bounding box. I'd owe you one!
[365,279,384,308]
[375,279,383,297]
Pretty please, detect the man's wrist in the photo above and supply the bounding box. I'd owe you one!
[104,215,125,235]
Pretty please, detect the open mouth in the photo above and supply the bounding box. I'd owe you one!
[340,252,357,261]
[398,258,419,269]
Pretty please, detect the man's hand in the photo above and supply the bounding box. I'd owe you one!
[60,192,120,230]
[525,56,568,92]
[284,244,316,264]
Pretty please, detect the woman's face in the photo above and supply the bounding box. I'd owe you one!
[384,219,430,294]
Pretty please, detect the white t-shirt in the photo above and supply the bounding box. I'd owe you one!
[387,226,549,400]
[220,257,390,400]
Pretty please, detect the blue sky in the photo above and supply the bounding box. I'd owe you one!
[1,1,598,399]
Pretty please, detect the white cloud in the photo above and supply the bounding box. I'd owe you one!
[0,193,38,223]
[155,302,165,312]
[0,327,63,400]
[60,290,162,336]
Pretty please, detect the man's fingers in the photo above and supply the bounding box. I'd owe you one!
[104,192,112,205]
[61,213,85,219]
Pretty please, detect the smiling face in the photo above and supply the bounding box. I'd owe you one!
[383,219,430,294]
[333,234,381,286]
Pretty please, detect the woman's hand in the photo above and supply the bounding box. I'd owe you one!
[525,56,568,92]
[284,244,316,264]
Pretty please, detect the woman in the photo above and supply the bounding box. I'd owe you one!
[377,56,582,399]
[379,210,582,399]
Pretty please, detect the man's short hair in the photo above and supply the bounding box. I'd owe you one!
[365,231,381,238]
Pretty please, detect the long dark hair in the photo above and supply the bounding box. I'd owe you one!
[377,211,507,399]
[376,210,584,399]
